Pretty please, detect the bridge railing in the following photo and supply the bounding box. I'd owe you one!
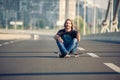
[82,32,120,42]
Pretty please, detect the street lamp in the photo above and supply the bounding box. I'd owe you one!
[5,10,8,30]
[92,1,100,34]
[83,0,86,35]
[77,0,80,27]
[93,2,96,34]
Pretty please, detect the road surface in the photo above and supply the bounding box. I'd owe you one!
[0,35,120,80]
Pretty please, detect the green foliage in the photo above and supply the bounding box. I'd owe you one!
[74,16,84,34]
[74,16,90,35]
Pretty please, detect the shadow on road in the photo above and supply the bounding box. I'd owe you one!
[0,56,58,58]
[0,72,119,76]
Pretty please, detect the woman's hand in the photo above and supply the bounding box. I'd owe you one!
[57,36,63,43]
[54,35,63,43]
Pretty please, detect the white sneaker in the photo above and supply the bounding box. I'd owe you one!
[65,54,70,58]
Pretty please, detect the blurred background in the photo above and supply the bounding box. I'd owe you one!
[0,0,119,35]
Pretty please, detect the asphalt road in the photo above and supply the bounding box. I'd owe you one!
[0,35,120,80]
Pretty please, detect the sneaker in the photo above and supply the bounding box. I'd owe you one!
[59,54,65,58]
[58,52,65,58]
[65,54,70,58]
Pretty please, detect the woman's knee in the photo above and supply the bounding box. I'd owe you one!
[73,38,78,43]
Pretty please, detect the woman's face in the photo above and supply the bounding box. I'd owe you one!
[65,20,72,29]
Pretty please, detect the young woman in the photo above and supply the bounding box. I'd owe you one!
[54,19,81,58]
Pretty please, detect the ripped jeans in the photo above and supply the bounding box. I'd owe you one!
[56,35,78,55]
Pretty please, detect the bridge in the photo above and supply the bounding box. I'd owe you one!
[0,28,120,80]
[0,0,120,80]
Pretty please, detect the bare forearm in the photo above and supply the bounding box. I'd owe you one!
[77,32,81,41]
[54,35,59,40]
[54,35,63,42]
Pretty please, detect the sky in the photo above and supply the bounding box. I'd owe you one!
[90,0,109,9]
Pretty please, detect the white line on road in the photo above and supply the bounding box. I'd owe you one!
[104,63,120,73]
[9,41,14,43]
[0,40,15,46]
[3,42,9,45]
[0,44,2,46]
[87,53,99,58]
[77,47,85,51]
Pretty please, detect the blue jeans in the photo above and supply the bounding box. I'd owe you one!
[56,35,78,55]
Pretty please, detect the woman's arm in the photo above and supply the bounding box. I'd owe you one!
[76,32,81,41]
[54,35,59,40]
[54,35,63,43]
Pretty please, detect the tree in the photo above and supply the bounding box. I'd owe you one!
[74,16,84,34]
[74,16,90,35]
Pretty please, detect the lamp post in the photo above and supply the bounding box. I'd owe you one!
[92,0,100,34]
[83,0,86,35]
[93,1,96,34]
[14,11,17,30]
[5,10,8,30]
[77,0,80,27]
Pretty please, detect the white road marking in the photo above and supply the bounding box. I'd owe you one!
[3,42,9,45]
[14,40,22,42]
[0,44,2,46]
[104,63,120,73]
[77,47,100,58]
[87,53,99,58]
[9,41,14,43]
[0,40,17,47]
[77,47,85,51]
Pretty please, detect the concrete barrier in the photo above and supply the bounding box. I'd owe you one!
[0,34,31,40]
[0,29,57,40]
[82,32,120,42]
[31,34,40,40]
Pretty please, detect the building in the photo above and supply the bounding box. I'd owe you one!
[0,0,19,28]
[57,0,76,26]
[0,0,110,30]
[0,0,59,29]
